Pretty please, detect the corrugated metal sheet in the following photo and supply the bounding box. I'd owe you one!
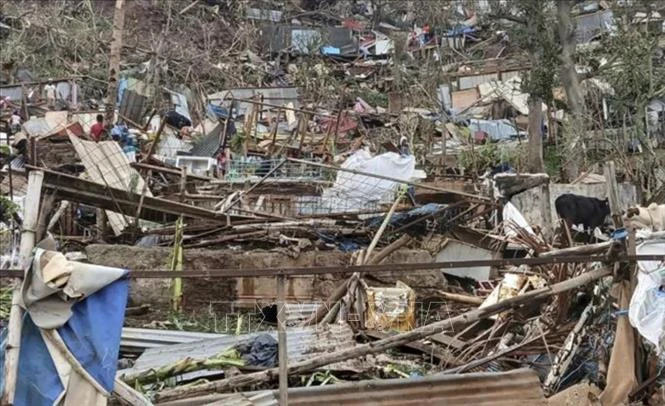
[575,9,614,44]
[438,84,452,111]
[121,328,226,352]
[207,87,300,118]
[161,368,545,406]
[168,89,191,121]
[120,324,355,380]
[22,117,52,138]
[0,79,73,101]
[119,89,148,124]
[156,131,193,159]
[468,119,520,141]
[260,25,355,55]
[189,124,223,157]
[69,135,152,235]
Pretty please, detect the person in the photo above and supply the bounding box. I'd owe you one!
[90,114,105,142]
[215,120,236,177]
[43,81,57,108]
[10,110,22,134]
[110,122,129,143]
[422,24,432,45]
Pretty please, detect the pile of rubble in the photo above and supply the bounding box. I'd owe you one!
[1,1,665,405]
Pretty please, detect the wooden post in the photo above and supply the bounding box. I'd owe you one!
[268,109,282,156]
[142,116,167,163]
[2,170,43,405]
[105,0,125,127]
[603,161,623,228]
[179,167,187,203]
[277,274,288,405]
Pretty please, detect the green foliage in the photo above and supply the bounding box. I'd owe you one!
[0,196,20,218]
[458,143,515,174]
[0,286,12,320]
[601,26,663,113]
[543,144,563,177]
[508,0,560,104]
[457,142,562,177]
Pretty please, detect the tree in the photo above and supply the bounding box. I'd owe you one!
[493,0,559,173]
[556,0,585,181]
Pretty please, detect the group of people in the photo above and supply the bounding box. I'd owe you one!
[89,114,138,161]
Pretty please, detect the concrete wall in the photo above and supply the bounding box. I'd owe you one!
[512,182,638,238]
[84,245,445,310]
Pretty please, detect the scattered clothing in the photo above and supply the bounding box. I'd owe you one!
[237,334,278,368]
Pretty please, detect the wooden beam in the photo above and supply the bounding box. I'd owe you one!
[143,117,167,163]
[277,274,288,405]
[131,161,213,181]
[2,170,43,405]
[29,166,249,224]
[604,161,623,228]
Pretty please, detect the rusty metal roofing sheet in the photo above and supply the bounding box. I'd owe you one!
[158,368,545,406]
[275,368,546,405]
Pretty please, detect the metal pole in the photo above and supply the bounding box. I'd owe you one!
[277,274,288,405]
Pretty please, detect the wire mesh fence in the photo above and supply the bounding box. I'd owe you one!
[225,158,329,181]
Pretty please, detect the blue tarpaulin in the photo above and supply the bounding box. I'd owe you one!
[445,26,477,37]
[11,277,128,406]
[117,78,128,107]
[207,103,230,120]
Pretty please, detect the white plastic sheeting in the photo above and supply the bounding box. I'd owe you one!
[629,240,665,353]
[298,149,415,215]
[503,202,536,238]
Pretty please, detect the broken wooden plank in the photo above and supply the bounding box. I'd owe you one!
[29,166,251,225]
[429,333,467,350]
[366,330,455,363]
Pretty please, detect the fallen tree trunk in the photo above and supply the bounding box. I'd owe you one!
[155,265,611,402]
